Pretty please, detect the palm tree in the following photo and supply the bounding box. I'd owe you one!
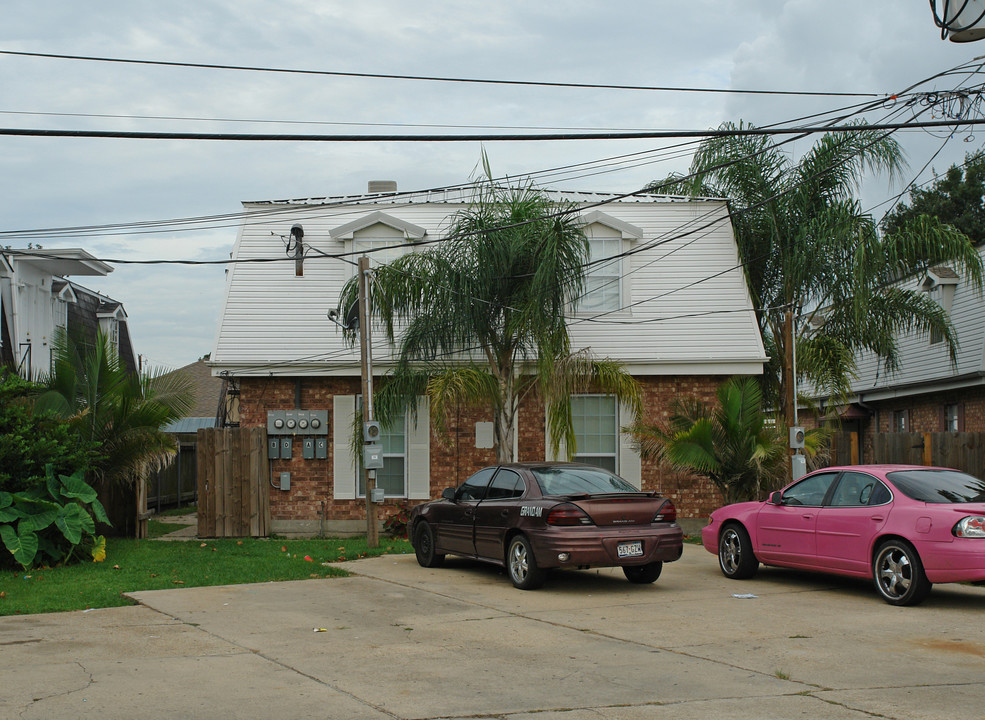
[655,122,984,426]
[338,175,642,463]
[35,329,193,529]
[627,377,786,504]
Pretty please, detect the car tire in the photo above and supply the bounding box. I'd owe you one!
[507,535,545,590]
[873,539,932,606]
[623,561,662,584]
[413,522,444,568]
[718,523,758,579]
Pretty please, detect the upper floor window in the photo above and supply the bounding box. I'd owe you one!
[581,235,622,312]
[331,212,427,272]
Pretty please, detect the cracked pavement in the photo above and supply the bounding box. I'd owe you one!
[0,545,982,719]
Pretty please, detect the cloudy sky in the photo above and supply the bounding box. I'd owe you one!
[2,1,982,369]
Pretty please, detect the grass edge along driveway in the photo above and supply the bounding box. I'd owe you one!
[0,534,414,616]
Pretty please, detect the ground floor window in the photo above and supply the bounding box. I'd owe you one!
[358,411,406,497]
[570,394,618,473]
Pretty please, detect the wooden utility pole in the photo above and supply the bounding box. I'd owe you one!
[357,256,379,548]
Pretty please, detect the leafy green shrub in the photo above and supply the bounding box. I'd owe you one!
[0,373,97,493]
[0,466,110,570]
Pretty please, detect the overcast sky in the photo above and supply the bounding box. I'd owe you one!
[2,2,982,370]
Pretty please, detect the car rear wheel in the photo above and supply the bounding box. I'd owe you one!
[507,535,545,590]
[623,561,662,584]
[873,539,931,606]
[413,522,444,568]
[719,524,758,579]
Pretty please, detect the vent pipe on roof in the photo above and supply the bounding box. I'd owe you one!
[368,181,397,194]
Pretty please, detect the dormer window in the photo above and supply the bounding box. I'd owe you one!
[97,304,126,353]
[921,266,959,345]
[575,212,642,314]
[330,211,427,271]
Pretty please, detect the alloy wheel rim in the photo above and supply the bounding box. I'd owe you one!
[510,542,528,581]
[720,530,740,573]
[878,547,912,598]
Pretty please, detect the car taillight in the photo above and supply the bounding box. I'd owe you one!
[546,503,594,526]
[953,516,985,538]
[653,500,677,524]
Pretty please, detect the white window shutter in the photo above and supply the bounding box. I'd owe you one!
[407,396,431,499]
[619,401,642,488]
[333,395,356,499]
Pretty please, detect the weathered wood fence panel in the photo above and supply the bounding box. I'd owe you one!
[196,427,270,537]
[830,432,985,478]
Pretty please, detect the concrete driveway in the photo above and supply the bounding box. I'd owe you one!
[1,544,983,719]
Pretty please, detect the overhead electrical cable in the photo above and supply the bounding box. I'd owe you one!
[0,49,885,98]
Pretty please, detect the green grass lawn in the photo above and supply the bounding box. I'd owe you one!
[0,535,413,616]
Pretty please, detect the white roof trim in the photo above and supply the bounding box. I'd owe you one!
[330,211,428,241]
[577,211,644,240]
[54,284,78,303]
[97,305,127,321]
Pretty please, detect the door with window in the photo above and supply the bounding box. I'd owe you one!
[755,472,839,564]
[472,469,525,560]
[434,467,494,556]
[816,471,890,574]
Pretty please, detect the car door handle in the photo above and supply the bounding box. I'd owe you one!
[870,515,884,522]
[500,510,509,518]
[802,514,814,520]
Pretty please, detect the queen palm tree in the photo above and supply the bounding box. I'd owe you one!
[338,173,642,463]
[655,122,984,426]
[627,377,786,504]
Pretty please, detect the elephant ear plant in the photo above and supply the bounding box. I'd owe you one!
[0,466,110,571]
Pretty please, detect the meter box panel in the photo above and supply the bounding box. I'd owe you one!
[302,437,315,459]
[267,438,281,459]
[279,438,293,459]
[314,437,328,459]
[363,443,384,469]
[267,410,329,435]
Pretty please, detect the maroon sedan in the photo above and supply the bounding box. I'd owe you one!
[702,465,985,605]
[409,463,683,589]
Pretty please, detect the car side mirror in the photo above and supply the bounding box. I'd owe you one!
[441,487,457,501]
[768,491,783,505]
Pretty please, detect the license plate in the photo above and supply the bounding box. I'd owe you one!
[617,541,643,558]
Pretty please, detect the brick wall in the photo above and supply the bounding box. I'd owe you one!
[236,373,731,527]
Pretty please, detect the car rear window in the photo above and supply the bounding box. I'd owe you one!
[531,466,638,495]
[886,469,985,503]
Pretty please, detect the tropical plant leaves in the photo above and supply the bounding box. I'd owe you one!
[1,522,39,570]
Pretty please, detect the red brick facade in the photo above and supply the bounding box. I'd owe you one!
[236,374,730,531]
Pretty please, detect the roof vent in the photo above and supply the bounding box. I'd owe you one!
[368,180,397,194]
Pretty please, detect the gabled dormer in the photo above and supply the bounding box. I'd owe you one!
[331,211,428,271]
[575,211,644,314]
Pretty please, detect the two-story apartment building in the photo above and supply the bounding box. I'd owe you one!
[209,185,768,535]
[1,248,137,378]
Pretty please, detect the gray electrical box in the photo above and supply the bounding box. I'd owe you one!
[315,437,328,459]
[363,443,384,469]
[279,472,291,491]
[371,487,385,503]
[280,438,293,459]
[268,438,281,459]
[302,437,315,459]
[363,421,382,443]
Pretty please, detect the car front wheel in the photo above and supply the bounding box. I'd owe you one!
[719,524,758,579]
[873,539,931,606]
[507,535,545,590]
[413,522,444,568]
[623,561,662,584]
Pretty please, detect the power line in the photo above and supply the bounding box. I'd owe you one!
[5,117,985,142]
[0,49,886,98]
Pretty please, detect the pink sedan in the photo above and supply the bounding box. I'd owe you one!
[701,465,985,605]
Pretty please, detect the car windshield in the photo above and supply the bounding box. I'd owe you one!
[531,466,638,496]
[886,469,985,503]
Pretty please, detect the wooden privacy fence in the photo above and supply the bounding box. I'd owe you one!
[830,431,985,478]
[196,427,270,537]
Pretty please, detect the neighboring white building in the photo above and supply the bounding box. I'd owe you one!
[0,248,137,378]
[210,185,768,533]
